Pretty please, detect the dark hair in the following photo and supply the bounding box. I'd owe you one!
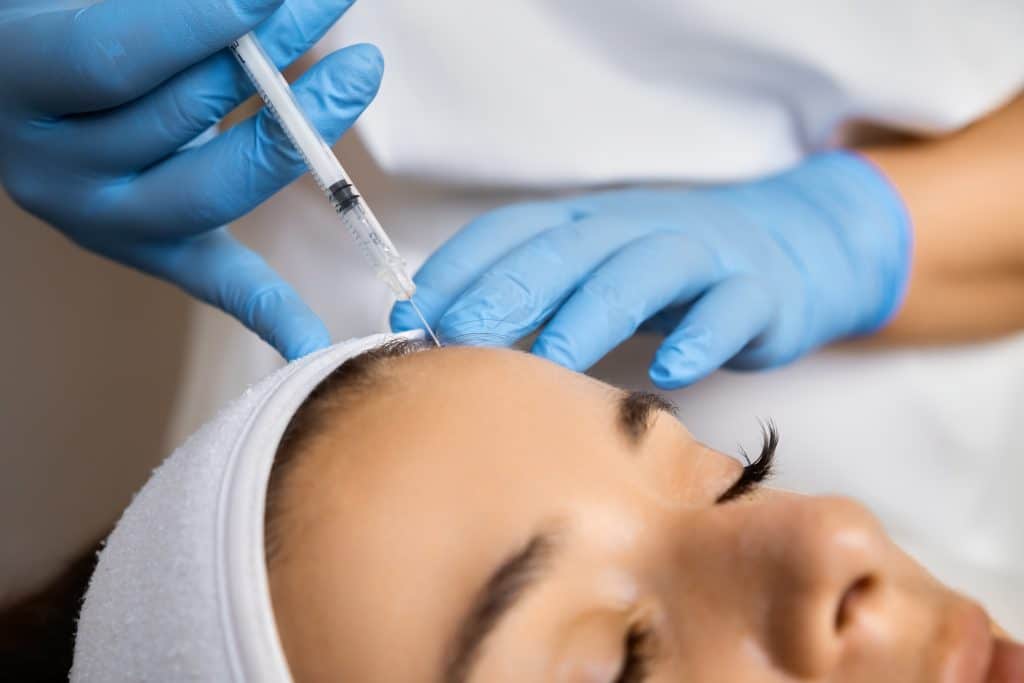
[265,337,432,566]
[0,535,105,682]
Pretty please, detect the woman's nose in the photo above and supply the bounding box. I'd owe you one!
[757,495,890,677]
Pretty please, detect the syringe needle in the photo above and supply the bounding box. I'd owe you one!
[408,300,442,347]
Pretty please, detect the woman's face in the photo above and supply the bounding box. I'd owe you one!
[269,346,1020,682]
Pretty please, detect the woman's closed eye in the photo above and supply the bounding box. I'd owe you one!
[610,422,778,682]
[717,421,778,503]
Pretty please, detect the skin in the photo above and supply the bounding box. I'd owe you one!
[269,346,1022,682]
[864,92,1024,344]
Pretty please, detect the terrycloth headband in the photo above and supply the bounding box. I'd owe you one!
[72,331,422,682]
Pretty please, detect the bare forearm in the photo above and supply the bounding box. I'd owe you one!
[861,92,1024,343]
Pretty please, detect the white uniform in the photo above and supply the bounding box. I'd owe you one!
[170,1,1024,631]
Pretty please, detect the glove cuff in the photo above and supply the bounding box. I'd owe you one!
[780,151,914,339]
[832,150,914,333]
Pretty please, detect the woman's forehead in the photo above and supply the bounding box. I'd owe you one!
[303,346,728,503]
[273,345,752,680]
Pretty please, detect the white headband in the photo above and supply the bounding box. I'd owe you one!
[72,331,422,682]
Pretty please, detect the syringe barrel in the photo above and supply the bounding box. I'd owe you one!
[231,33,418,302]
[330,181,416,300]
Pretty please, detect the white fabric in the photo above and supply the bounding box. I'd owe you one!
[72,331,419,683]
[326,0,1024,186]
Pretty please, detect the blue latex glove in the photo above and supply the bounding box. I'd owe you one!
[0,0,383,360]
[392,152,912,387]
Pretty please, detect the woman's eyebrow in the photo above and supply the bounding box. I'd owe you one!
[617,391,679,444]
[443,532,558,683]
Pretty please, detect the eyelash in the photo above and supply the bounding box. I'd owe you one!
[613,422,778,682]
[615,624,653,683]
[717,420,778,503]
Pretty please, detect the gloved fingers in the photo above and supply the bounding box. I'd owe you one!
[531,232,722,371]
[638,305,687,336]
[389,201,585,334]
[649,276,774,389]
[433,215,659,346]
[139,228,330,360]
[103,45,383,242]
[10,0,284,115]
[63,0,360,172]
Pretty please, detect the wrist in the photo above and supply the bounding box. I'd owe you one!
[835,150,915,332]
[774,151,914,337]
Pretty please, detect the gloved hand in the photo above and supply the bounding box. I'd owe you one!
[392,152,912,387]
[0,0,383,360]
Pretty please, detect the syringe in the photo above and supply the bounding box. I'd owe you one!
[229,33,441,347]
